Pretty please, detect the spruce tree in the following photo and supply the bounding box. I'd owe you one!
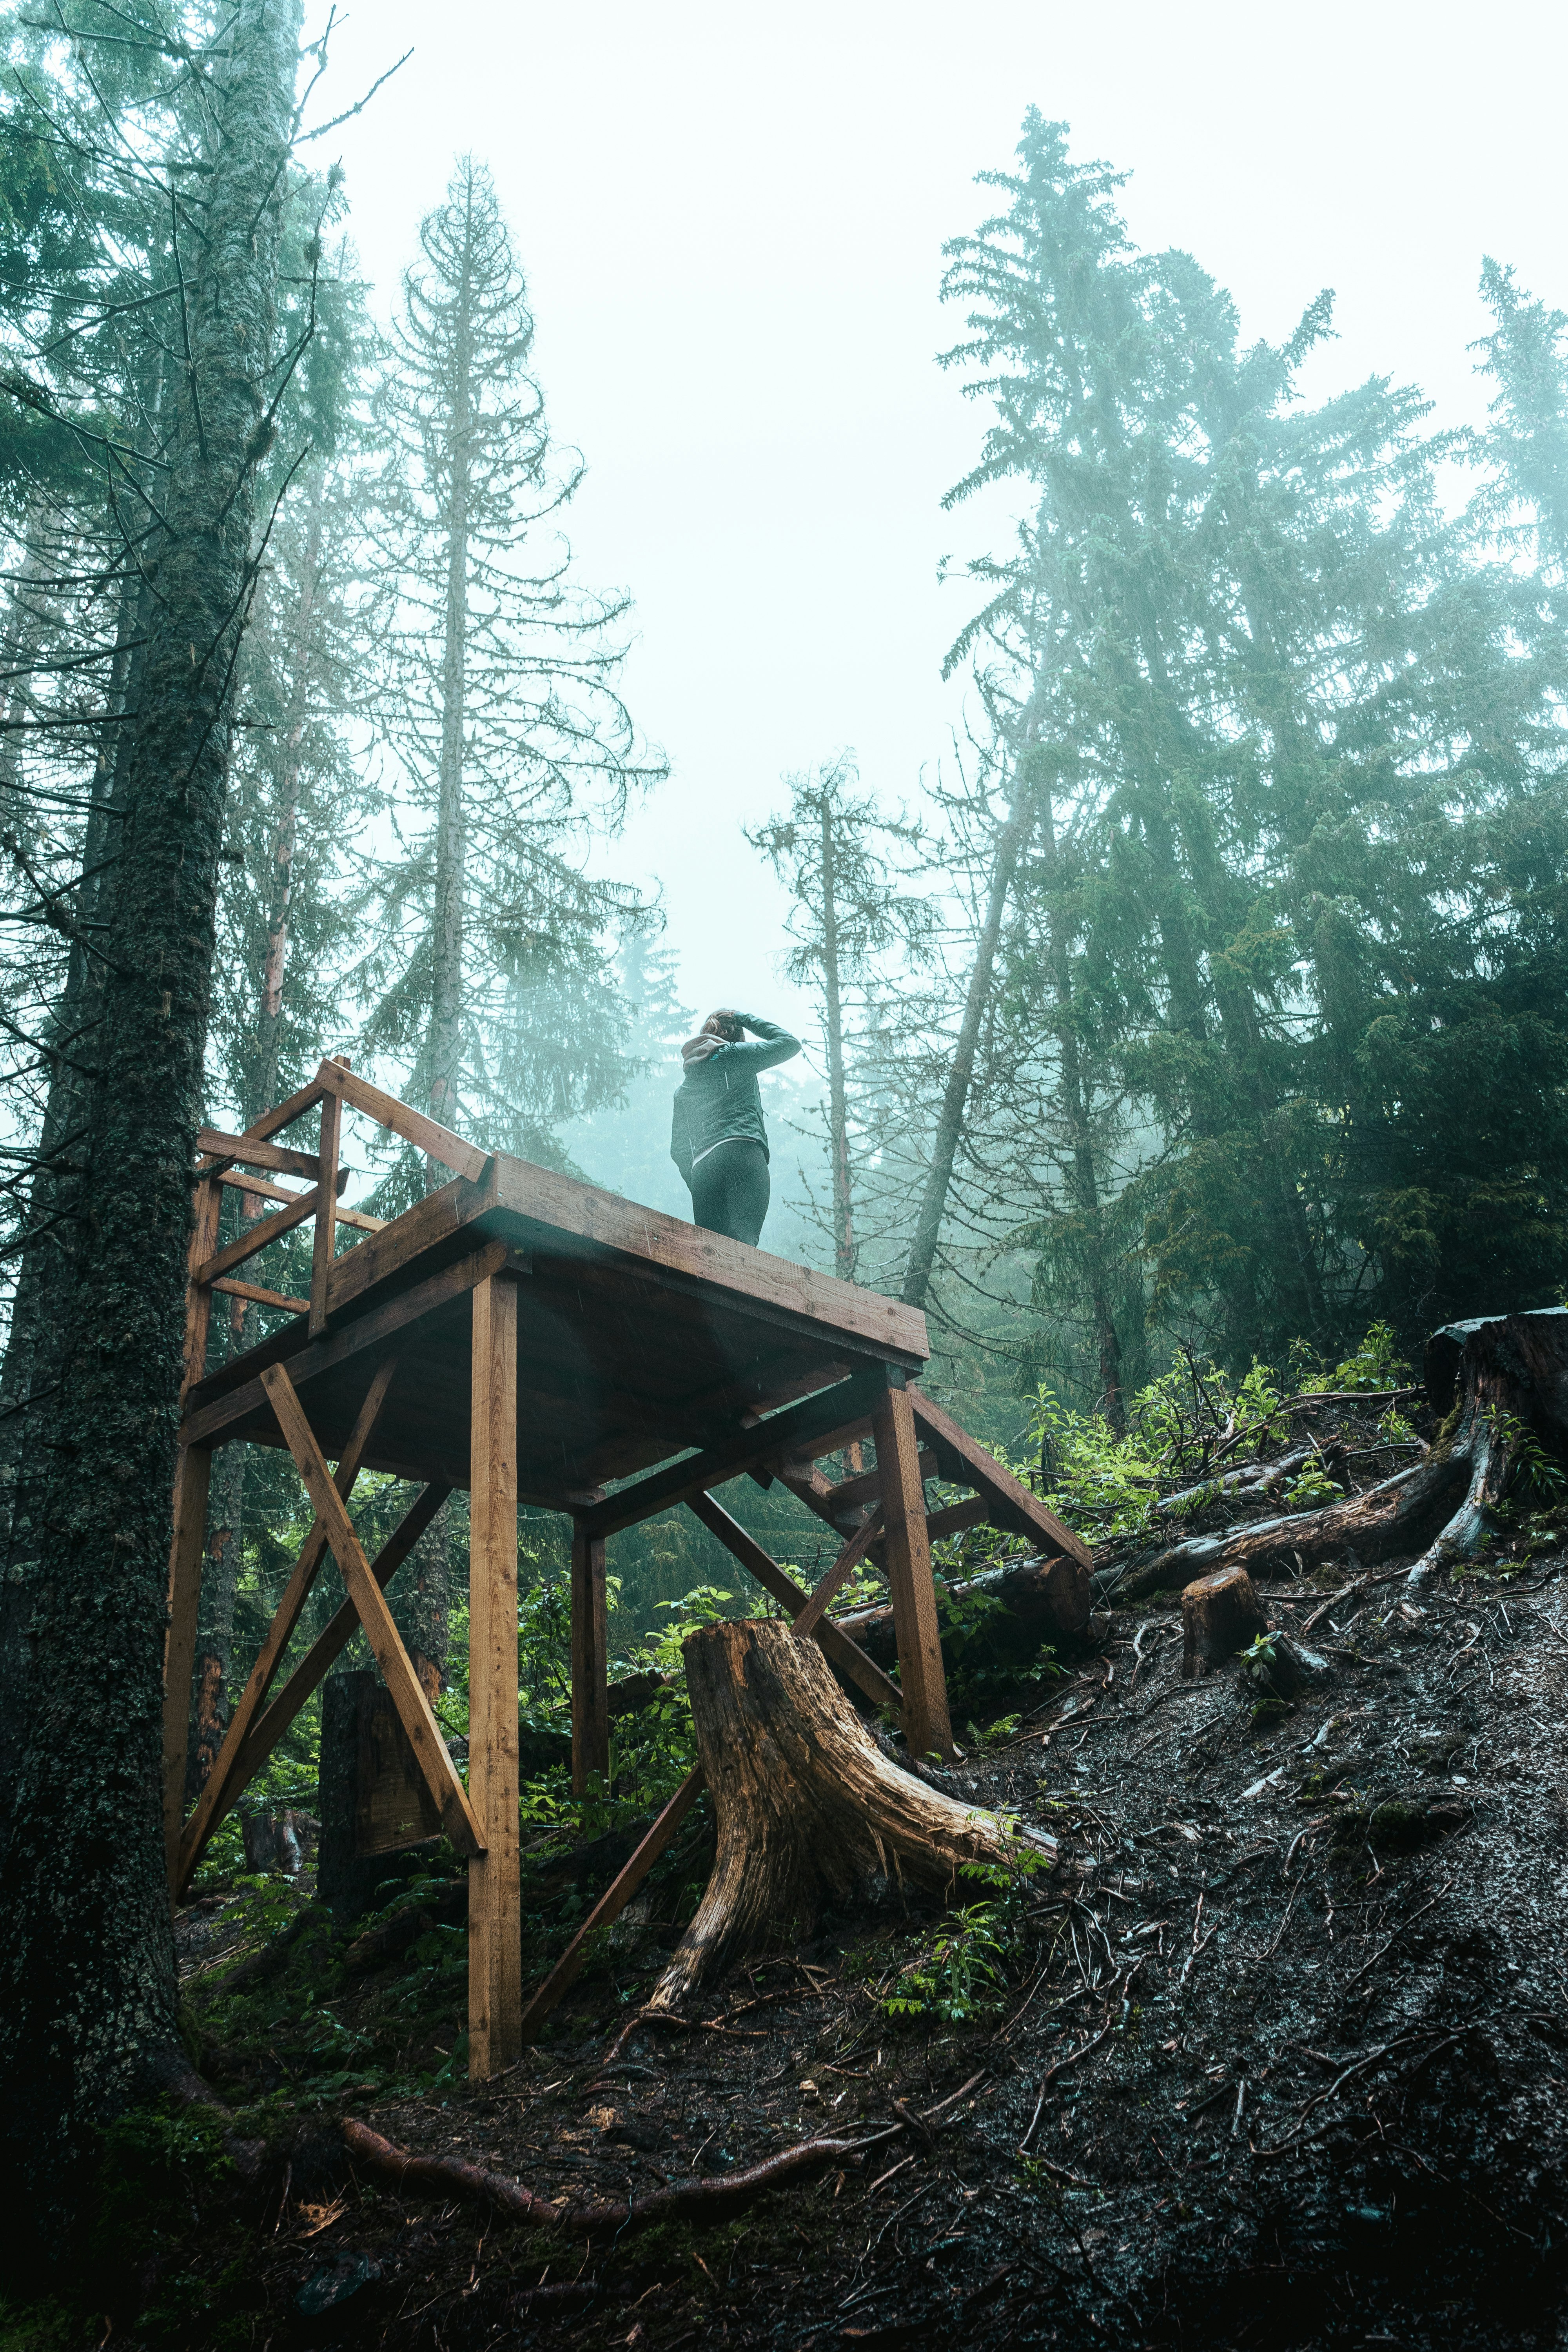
[747,757,927,1281]
[360,156,662,1185]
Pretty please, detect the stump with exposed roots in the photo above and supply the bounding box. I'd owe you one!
[646,1618,1054,2013]
[1118,1307,1568,1600]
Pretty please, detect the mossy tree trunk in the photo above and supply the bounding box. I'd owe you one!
[0,0,303,2235]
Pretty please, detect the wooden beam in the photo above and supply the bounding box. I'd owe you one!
[578,1369,888,1542]
[468,1272,522,2077]
[317,1172,487,1327]
[789,1507,885,1641]
[163,1443,212,1888]
[518,1765,706,2043]
[229,1481,451,1799]
[909,1387,1092,1569]
[873,1372,953,1760]
[571,1520,610,1797]
[197,1127,321,1179]
[180,1239,510,1450]
[685,1492,902,1713]
[319,1060,489,1182]
[489,1152,929,1368]
[923,1494,990,1543]
[196,1181,323,1287]
[211,1277,308,1315]
[243,1068,330,1143]
[214,1165,349,1209]
[310,1082,341,1336]
[259,1361,485,1855]
[174,1360,399,1898]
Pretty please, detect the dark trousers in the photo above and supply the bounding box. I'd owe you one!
[689,1140,771,1247]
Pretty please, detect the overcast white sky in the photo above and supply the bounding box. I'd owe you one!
[306,0,1566,1043]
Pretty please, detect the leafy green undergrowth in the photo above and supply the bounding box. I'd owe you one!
[875,1822,1047,2026]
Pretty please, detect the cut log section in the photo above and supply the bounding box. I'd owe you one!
[1181,1566,1267,1679]
[645,1618,1055,2013]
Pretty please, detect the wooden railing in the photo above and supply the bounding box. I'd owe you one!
[181,1056,487,1398]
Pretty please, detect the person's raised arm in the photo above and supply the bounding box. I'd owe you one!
[722,1012,801,1074]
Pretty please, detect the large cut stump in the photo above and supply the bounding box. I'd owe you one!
[647,1619,1054,2013]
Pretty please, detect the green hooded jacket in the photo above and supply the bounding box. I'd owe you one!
[670,1013,801,1183]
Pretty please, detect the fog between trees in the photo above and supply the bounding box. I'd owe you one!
[0,7,1564,2234]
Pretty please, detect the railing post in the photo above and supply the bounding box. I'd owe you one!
[309,1060,345,1338]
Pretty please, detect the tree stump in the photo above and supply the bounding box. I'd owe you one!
[1181,1567,1267,1679]
[646,1619,1054,2013]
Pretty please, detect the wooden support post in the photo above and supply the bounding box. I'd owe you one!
[871,1368,953,1760]
[309,1076,342,1337]
[163,1443,213,1887]
[469,1271,522,2078]
[259,1361,485,1854]
[571,1520,610,1798]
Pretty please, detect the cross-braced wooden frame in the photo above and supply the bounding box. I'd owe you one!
[163,1060,1091,2074]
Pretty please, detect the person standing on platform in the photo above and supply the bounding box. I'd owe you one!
[670,1008,801,1247]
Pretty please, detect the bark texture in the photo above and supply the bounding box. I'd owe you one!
[0,0,302,2236]
[647,1619,1054,2013]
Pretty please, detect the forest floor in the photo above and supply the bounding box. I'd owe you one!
[16,1396,1568,2352]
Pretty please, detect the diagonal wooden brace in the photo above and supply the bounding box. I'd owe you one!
[229,1480,451,1807]
[260,1361,485,1857]
[518,1764,707,2043]
[173,1358,400,1898]
[685,1493,902,1713]
[790,1506,886,1640]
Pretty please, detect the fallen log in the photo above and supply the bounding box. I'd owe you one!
[1111,1456,1461,1600]
[835,1547,1091,1674]
[1111,1309,1568,1601]
[645,1619,1054,2012]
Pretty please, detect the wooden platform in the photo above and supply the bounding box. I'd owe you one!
[162,1061,1090,2075]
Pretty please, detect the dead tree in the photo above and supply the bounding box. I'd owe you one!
[645,1620,1054,2013]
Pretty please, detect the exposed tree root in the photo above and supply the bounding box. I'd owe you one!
[341,2114,878,2232]
[645,1619,1054,2013]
